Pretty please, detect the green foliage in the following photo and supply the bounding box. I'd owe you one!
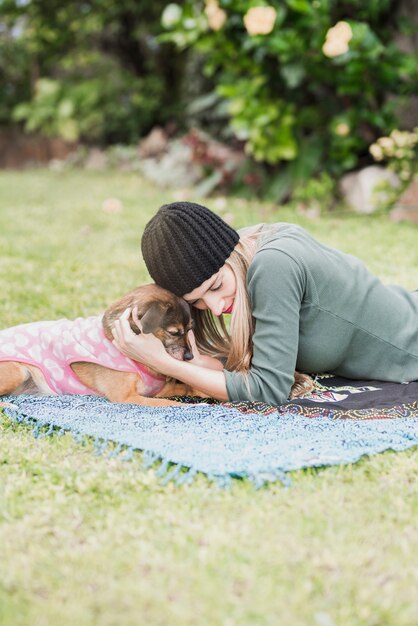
[219,78,297,163]
[0,0,183,143]
[12,66,163,144]
[0,24,32,125]
[370,128,418,182]
[292,172,336,214]
[162,0,418,198]
[369,128,418,211]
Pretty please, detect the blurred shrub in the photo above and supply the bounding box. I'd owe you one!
[292,172,336,215]
[1,0,185,144]
[13,60,163,143]
[0,23,32,125]
[369,128,418,210]
[162,0,418,199]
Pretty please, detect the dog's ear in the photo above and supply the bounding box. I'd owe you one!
[139,301,170,334]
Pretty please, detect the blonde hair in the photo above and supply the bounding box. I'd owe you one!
[192,230,263,373]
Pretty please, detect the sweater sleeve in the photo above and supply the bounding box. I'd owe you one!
[224,247,306,405]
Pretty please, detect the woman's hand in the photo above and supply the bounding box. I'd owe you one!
[111,307,170,371]
[112,307,227,400]
[187,329,224,371]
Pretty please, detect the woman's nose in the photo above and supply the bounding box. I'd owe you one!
[204,294,224,316]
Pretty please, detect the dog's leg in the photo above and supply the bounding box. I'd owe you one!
[289,372,315,399]
[156,381,191,397]
[0,362,29,394]
[71,363,186,406]
[106,372,186,406]
[155,381,208,399]
[0,362,29,408]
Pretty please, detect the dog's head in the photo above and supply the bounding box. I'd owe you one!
[103,284,194,361]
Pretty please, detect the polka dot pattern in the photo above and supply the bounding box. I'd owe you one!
[0,316,167,397]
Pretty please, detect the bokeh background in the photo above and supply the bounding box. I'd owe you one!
[0,0,417,216]
[1,6,418,625]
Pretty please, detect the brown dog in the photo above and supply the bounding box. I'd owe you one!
[0,284,313,407]
[0,285,196,407]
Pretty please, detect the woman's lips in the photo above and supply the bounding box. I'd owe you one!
[223,303,234,314]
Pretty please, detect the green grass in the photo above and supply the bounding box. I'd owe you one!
[1,169,418,626]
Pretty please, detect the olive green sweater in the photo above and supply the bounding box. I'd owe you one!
[224,223,418,405]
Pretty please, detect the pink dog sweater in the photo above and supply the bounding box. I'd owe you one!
[0,316,167,397]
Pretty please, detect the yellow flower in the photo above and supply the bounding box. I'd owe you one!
[243,6,277,36]
[335,122,350,136]
[333,21,353,40]
[322,39,350,57]
[204,0,227,31]
[378,137,395,154]
[323,21,353,58]
[369,143,384,161]
[390,129,416,149]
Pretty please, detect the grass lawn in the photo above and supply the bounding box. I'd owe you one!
[1,169,418,626]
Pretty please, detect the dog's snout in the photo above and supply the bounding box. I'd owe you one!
[183,350,194,361]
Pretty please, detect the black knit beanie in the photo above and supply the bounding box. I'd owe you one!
[141,202,239,296]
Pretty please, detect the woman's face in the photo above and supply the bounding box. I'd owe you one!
[183,264,236,316]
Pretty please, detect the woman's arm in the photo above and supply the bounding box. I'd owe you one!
[162,358,228,400]
[224,247,304,405]
[112,309,228,400]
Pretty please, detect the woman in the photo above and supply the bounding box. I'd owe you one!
[112,202,418,405]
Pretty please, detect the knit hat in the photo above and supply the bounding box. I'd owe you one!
[141,202,239,296]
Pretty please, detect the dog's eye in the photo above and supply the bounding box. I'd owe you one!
[168,330,182,337]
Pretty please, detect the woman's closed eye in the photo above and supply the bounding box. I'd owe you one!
[187,280,223,305]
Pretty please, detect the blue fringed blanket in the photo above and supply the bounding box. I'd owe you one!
[2,376,418,487]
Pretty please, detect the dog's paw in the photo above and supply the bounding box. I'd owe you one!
[289,373,315,400]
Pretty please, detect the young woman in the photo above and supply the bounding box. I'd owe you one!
[112,202,418,405]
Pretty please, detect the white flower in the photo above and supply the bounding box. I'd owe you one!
[390,129,417,149]
[378,137,395,155]
[323,21,353,58]
[161,4,182,29]
[333,21,353,40]
[243,6,277,36]
[205,0,227,31]
[335,122,350,137]
[322,39,350,57]
[369,144,384,161]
